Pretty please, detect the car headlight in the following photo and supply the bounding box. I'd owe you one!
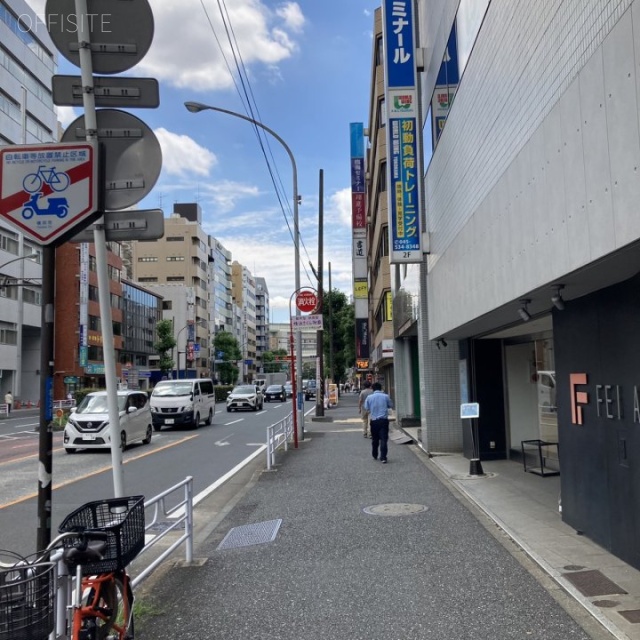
[150,406,157,413]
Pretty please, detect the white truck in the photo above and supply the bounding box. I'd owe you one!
[255,372,287,390]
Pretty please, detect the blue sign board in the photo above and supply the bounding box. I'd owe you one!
[460,403,480,419]
[351,157,365,193]
[436,24,460,86]
[389,117,421,255]
[384,0,416,89]
[350,122,364,157]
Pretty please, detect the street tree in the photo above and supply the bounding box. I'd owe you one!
[213,331,242,384]
[154,319,176,378]
[322,289,355,383]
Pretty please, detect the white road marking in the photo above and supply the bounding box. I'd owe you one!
[168,445,267,518]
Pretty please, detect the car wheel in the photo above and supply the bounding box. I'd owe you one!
[205,409,213,426]
[120,431,127,452]
[192,413,200,429]
[153,423,162,432]
[65,447,77,454]
[142,426,152,445]
[226,407,231,412]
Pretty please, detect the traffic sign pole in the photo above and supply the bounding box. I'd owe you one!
[74,0,125,500]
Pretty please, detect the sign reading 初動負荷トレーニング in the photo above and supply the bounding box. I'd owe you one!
[382,0,425,263]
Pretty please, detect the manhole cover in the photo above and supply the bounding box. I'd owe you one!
[363,503,428,516]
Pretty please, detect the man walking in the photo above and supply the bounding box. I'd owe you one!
[364,382,393,463]
[4,391,12,414]
[358,381,373,438]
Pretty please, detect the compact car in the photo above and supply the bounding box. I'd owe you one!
[264,384,286,402]
[226,385,264,412]
[63,390,152,453]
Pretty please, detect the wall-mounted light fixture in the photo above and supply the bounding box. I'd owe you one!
[436,339,448,350]
[518,299,531,322]
[551,285,565,311]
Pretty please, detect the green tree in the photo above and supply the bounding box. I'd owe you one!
[154,319,176,378]
[213,332,241,384]
[262,349,290,374]
[322,289,355,383]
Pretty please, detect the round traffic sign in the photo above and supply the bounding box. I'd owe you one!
[295,290,318,313]
[61,109,162,211]
[45,0,154,75]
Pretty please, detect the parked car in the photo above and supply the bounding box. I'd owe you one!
[150,378,216,431]
[305,379,317,401]
[264,384,286,402]
[284,381,293,398]
[63,390,152,454]
[227,384,264,412]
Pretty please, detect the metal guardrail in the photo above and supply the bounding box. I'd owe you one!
[52,400,74,409]
[131,476,194,588]
[266,412,293,470]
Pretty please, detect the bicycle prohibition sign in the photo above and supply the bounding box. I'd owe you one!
[22,165,70,193]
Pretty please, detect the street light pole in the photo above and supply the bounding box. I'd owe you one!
[184,101,304,435]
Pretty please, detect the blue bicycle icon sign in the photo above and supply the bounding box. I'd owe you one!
[22,165,70,193]
[21,192,68,219]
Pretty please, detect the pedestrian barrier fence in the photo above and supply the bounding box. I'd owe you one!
[131,475,194,588]
[52,400,74,410]
[266,412,293,471]
[0,404,7,417]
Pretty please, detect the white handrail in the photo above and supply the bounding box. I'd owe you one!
[266,412,293,470]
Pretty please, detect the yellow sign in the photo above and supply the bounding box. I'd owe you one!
[385,291,393,321]
[356,359,369,370]
[354,279,368,298]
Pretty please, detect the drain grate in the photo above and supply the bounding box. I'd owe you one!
[217,519,282,550]
[363,503,428,517]
[562,569,627,597]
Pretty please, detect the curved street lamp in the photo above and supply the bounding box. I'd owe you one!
[184,101,304,435]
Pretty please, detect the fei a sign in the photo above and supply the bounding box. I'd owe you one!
[0,142,98,245]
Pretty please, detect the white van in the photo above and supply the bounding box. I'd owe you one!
[63,390,152,454]
[150,378,216,431]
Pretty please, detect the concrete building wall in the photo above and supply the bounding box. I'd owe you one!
[423,0,640,338]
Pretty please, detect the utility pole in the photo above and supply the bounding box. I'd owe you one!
[328,262,334,384]
[316,170,324,416]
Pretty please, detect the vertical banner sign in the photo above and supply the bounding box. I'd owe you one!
[432,24,460,147]
[350,123,366,230]
[350,122,369,363]
[383,0,424,264]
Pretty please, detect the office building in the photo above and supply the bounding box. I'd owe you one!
[368,0,640,571]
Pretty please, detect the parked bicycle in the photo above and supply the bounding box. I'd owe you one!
[0,495,145,640]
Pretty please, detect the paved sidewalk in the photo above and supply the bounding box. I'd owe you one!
[136,394,639,639]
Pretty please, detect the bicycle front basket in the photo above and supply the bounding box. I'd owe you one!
[59,495,145,574]
[0,562,55,640]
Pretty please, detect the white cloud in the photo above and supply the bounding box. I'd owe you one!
[133,0,306,91]
[329,187,353,227]
[56,106,79,129]
[276,2,306,32]
[154,127,217,177]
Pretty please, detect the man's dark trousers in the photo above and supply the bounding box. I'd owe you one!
[370,417,389,461]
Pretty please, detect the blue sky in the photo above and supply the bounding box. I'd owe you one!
[29,0,377,323]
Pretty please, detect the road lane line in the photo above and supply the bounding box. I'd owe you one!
[168,445,267,519]
[224,419,244,425]
[0,435,199,510]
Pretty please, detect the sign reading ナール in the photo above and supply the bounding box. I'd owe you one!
[0,142,98,245]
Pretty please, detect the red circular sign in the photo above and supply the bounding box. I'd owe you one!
[295,290,318,313]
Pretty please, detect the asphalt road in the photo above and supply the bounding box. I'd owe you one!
[0,399,299,557]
